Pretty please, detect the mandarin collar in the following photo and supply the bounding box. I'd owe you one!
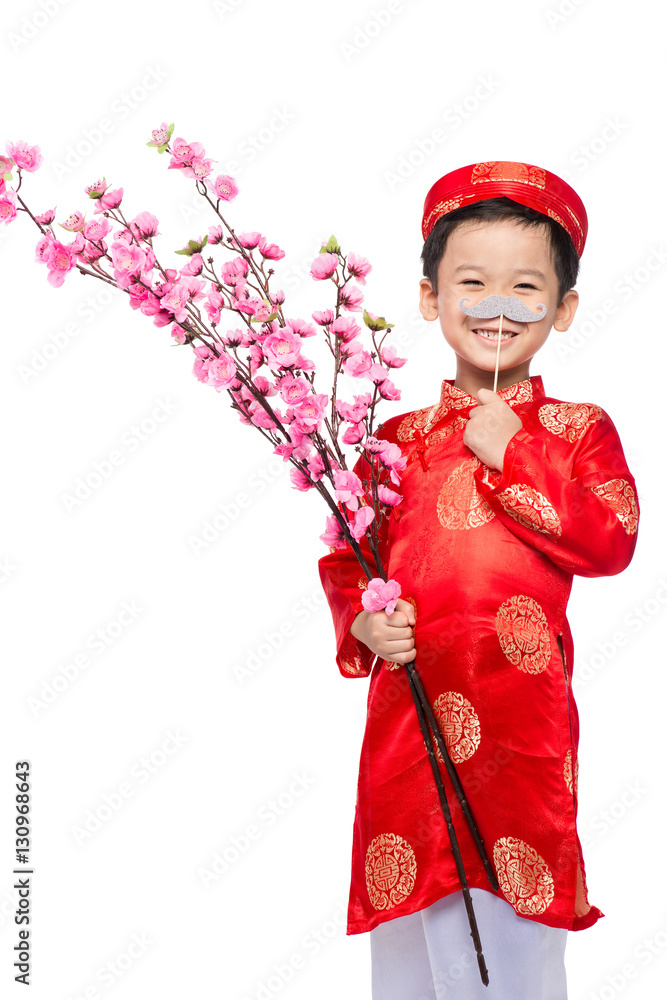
[439,374,545,410]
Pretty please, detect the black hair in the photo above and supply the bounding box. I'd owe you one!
[420,197,580,304]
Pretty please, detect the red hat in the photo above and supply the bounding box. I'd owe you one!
[421,160,588,256]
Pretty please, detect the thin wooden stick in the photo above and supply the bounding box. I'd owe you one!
[492,312,503,393]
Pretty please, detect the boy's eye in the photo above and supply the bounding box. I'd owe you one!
[461,279,483,285]
[516,283,537,290]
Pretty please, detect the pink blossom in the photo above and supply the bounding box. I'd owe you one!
[290,392,328,432]
[312,309,334,326]
[85,178,109,199]
[310,253,339,280]
[306,452,326,482]
[130,212,160,240]
[208,225,224,244]
[35,234,53,263]
[253,375,277,397]
[333,469,364,512]
[342,422,365,445]
[169,138,206,168]
[111,241,146,289]
[189,157,214,180]
[336,392,371,423]
[205,287,224,324]
[237,231,261,249]
[363,436,384,454]
[6,140,42,172]
[45,240,76,287]
[0,155,14,175]
[378,485,402,506]
[35,207,56,224]
[221,256,249,286]
[93,187,124,215]
[161,281,190,322]
[361,578,401,615]
[331,316,361,343]
[339,281,364,311]
[380,344,407,368]
[170,324,187,345]
[368,363,390,384]
[378,441,407,485]
[263,329,303,369]
[249,344,264,375]
[274,443,293,461]
[206,353,237,391]
[287,423,315,461]
[340,337,364,360]
[60,211,86,232]
[278,375,311,405]
[149,123,170,146]
[180,253,203,276]
[286,317,316,338]
[222,328,249,348]
[248,400,279,429]
[320,514,347,550]
[243,297,273,321]
[83,217,111,241]
[212,174,238,201]
[0,189,17,224]
[378,378,401,401]
[289,467,313,491]
[347,251,372,284]
[350,506,375,542]
[258,237,285,260]
[342,350,373,378]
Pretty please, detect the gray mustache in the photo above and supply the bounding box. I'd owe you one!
[459,295,547,322]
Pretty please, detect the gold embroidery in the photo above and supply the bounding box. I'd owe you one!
[365,833,417,911]
[590,478,639,535]
[496,484,562,536]
[538,402,603,443]
[496,595,551,674]
[432,692,481,763]
[471,161,547,189]
[436,457,495,531]
[493,837,555,915]
[339,631,368,677]
[439,378,535,409]
[564,749,579,797]
[422,196,463,237]
[397,403,447,441]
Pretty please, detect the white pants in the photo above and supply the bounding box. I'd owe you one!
[370,889,568,1000]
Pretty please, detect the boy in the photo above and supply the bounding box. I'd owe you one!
[318,161,640,999]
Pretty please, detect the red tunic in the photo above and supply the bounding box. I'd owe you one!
[318,374,639,936]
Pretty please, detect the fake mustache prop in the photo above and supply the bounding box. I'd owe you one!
[459,294,547,322]
[459,295,547,392]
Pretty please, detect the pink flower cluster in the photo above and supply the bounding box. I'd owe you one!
[361,578,402,615]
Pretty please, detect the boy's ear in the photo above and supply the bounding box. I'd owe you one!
[419,277,439,321]
[553,289,579,331]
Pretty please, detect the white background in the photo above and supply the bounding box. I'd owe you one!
[2,1,665,998]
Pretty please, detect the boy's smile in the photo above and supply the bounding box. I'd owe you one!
[419,219,579,396]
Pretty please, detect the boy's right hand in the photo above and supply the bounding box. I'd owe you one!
[350,598,417,665]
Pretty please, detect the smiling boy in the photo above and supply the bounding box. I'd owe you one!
[318,161,640,999]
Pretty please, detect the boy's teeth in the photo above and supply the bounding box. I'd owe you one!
[475,329,516,340]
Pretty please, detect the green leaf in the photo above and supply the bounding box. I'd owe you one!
[174,235,209,256]
[319,234,341,255]
[362,309,394,332]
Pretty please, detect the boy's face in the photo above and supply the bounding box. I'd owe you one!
[418,219,579,390]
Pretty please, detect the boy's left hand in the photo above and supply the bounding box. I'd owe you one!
[463,387,523,472]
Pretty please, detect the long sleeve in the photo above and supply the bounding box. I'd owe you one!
[318,451,391,678]
[474,406,639,578]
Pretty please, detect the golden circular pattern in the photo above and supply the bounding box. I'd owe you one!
[590,478,639,535]
[365,833,417,911]
[432,691,481,763]
[538,402,603,443]
[496,595,551,674]
[563,750,579,796]
[437,457,495,531]
[496,484,562,536]
[493,836,555,915]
